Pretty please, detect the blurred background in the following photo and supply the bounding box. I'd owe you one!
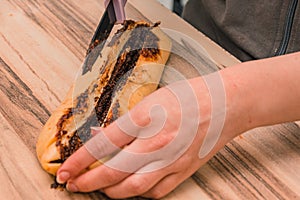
[157,0,188,16]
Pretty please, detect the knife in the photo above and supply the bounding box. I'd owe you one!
[82,0,127,75]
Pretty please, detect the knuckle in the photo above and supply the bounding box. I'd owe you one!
[73,179,92,192]
[149,133,173,150]
[178,152,195,167]
[103,168,122,183]
[127,177,149,194]
[131,109,150,127]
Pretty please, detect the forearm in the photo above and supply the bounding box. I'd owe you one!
[221,52,300,135]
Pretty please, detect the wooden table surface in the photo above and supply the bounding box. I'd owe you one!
[0,0,299,199]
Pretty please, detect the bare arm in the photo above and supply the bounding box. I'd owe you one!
[222,51,300,138]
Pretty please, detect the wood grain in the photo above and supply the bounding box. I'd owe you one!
[0,0,299,199]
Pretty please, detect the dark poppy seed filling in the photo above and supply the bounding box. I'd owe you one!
[82,42,103,75]
[50,178,66,190]
[96,24,160,126]
[73,89,89,115]
[54,21,161,167]
[82,25,114,75]
[76,112,99,143]
[82,20,138,75]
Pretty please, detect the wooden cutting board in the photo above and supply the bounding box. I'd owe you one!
[0,0,299,199]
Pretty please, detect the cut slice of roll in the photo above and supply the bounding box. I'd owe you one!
[36,20,172,175]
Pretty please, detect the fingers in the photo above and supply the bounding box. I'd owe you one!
[101,169,187,199]
[142,173,186,199]
[66,163,130,192]
[65,137,194,198]
[103,129,179,174]
[56,96,155,185]
[57,123,134,184]
[56,146,95,184]
[102,170,171,199]
[62,129,180,193]
[91,121,135,148]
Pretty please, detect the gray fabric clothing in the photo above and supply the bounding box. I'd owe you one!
[182,0,300,61]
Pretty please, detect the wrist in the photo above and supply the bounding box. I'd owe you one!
[189,72,249,142]
[219,64,257,138]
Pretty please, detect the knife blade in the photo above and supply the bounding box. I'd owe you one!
[82,0,126,75]
[89,0,116,52]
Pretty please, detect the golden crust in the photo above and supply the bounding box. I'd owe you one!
[36,88,74,175]
[116,27,172,115]
[36,21,172,175]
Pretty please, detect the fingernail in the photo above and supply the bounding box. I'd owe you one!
[56,171,70,184]
[67,182,79,192]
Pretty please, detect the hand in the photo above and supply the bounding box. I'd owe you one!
[56,72,247,199]
[56,52,300,198]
